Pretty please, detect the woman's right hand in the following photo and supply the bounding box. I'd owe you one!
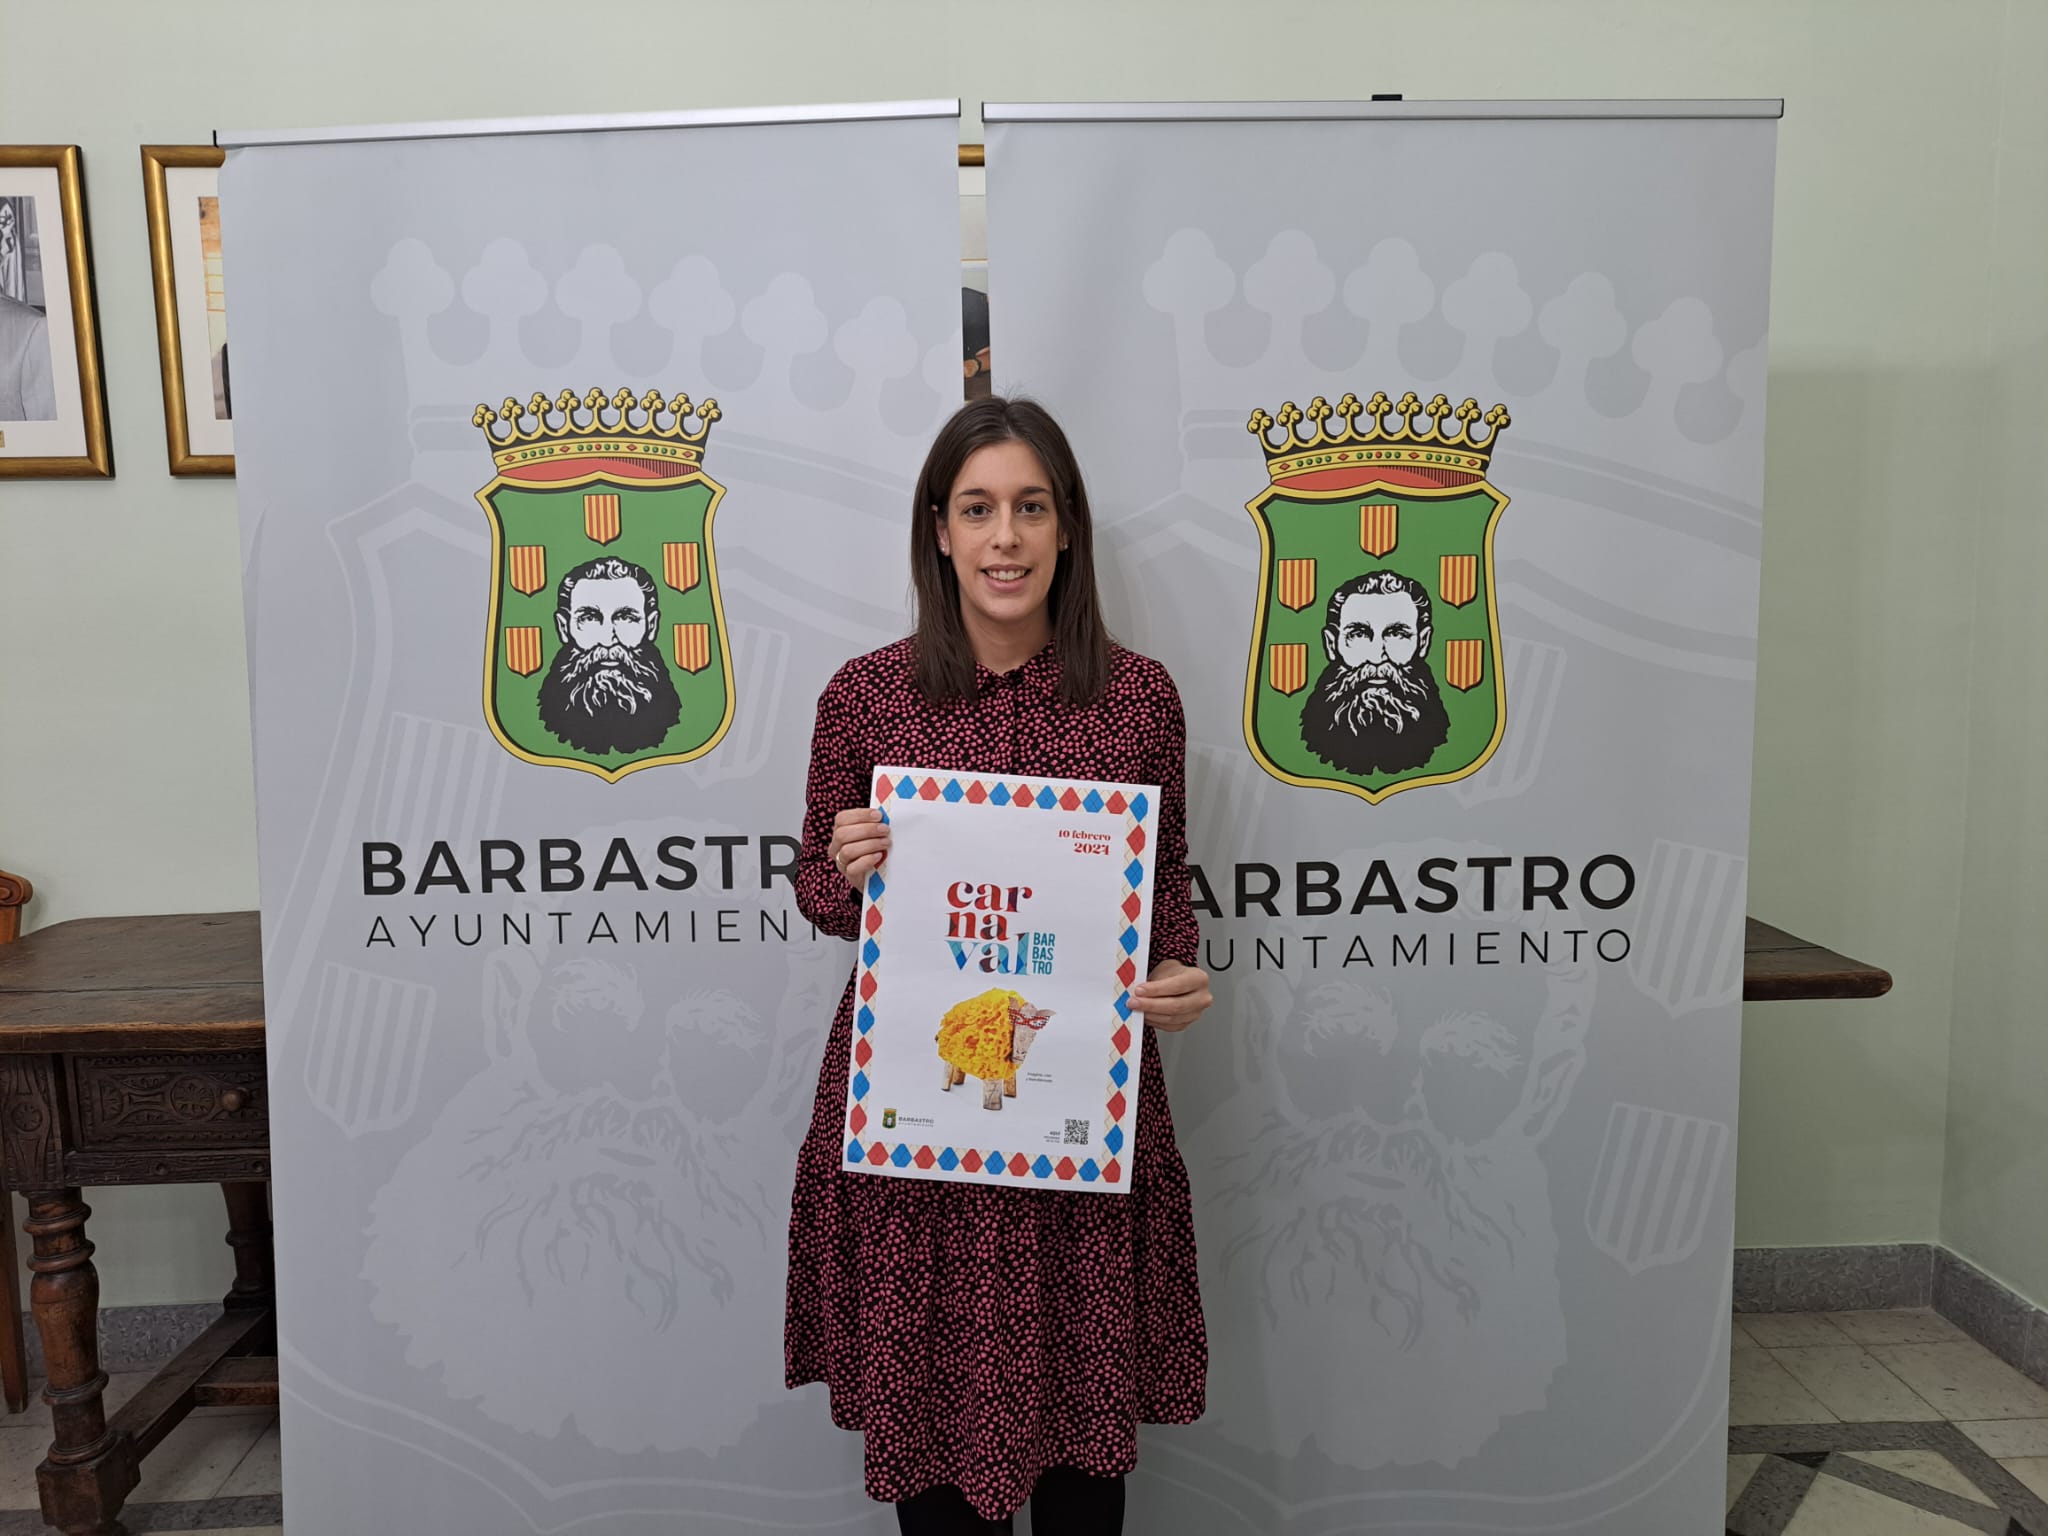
[829,807,890,890]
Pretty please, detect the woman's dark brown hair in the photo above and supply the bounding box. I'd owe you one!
[910,396,1113,706]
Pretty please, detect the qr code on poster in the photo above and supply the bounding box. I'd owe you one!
[1064,1118,1091,1146]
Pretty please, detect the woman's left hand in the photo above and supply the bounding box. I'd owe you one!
[1130,959,1212,1034]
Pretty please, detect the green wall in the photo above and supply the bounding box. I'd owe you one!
[1940,1,2048,1311]
[0,0,2035,1307]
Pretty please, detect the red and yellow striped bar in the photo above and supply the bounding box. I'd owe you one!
[1268,643,1308,696]
[674,622,711,674]
[1276,557,1316,612]
[504,627,543,677]
[1445,638,1484,691]
[1440,553,1477,607]
[584,492,622,545]
[507,545,546,595]
[663,541,701,592]
[1360,502,1399,558]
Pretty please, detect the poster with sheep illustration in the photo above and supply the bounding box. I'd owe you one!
[843,766,1159,1190]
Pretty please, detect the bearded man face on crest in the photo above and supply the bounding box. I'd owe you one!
[537,556,683,756]
[1299,568,1453,777]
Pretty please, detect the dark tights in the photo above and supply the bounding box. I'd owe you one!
[895,1466,1126,1535]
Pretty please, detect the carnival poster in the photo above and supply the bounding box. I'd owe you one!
[841,766,1160,1192]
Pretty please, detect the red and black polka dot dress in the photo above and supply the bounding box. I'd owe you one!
[784,638,1208,1519]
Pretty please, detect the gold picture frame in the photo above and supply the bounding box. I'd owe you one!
[142,144,232,475]
[959,144,989,399]
[0,145,111,477]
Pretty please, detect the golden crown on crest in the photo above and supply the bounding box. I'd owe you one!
[1247,391,1510,482]
[472,387,720,474]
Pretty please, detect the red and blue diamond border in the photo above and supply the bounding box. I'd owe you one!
[843,769,1156,1190]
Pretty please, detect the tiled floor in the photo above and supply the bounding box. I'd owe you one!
[0,1369,279,1535]
[1730,1309,2048,1534]
[0,1310,2038,1533]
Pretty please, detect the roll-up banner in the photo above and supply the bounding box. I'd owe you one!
[985,99,1779,1534]
[224,101,962,1534]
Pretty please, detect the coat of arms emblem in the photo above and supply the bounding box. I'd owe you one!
[473,388,733,780]
[1243,390,1511,803]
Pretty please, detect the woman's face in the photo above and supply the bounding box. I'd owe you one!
[937,439,1064,641]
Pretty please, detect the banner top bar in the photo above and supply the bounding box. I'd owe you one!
[217,99,962,150]
[983,99,1784,123]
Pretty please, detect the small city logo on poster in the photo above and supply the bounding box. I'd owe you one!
[1242,389,1512,804]
[473,388,735,781]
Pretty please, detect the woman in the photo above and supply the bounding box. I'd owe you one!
[786,397,1212,1534]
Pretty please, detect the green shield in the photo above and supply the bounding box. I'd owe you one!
[1243,478,1508,803]
[480,469,733,781]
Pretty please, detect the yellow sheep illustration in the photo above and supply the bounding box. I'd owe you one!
[935,988,1055,1111]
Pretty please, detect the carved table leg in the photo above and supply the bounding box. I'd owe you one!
[220,1182,275,1355]
[25,1190,135,1535]
[220,1182,273,1309]
[0,1189,28,1414]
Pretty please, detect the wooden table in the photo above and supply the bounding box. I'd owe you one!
[0,913,271,1536]
[1741,917,1893,1002]
[0,907,1891,1533]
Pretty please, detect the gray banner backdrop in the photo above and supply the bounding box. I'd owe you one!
[224,108,961,1535]
[985,108,1777,1535]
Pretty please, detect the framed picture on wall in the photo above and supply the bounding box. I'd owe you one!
[960,144,989,399]
[142,144,232,474]
[0,145,111,478]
